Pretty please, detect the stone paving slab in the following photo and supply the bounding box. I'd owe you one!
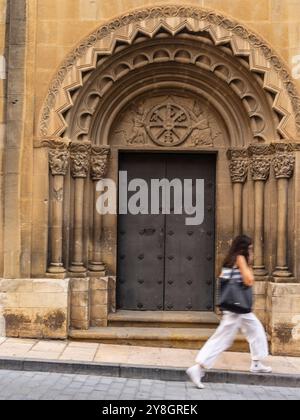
[0,337,299,387]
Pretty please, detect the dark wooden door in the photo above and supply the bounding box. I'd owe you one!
[117,153,216,311]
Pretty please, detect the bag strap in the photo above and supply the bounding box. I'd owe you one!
[229,267,235,284]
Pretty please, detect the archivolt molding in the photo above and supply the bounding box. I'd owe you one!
[38,5,300,141]
[68,39,274,143]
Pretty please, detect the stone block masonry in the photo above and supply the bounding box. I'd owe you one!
[0,279,70,339]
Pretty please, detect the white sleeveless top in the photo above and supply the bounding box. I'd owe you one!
[220,267,243,283]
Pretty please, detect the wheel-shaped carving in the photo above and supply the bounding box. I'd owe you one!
[145,102,192,146]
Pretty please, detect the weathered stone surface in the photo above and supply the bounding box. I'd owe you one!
[0,279,70,339]
[70,278,89,292]
[90,277,109,291]
[267,283,300,356]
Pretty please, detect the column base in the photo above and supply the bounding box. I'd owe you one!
[88,261,106,273]
[47,264,66,274]
[273,267,293,278]
[253,266,268,277]
[69,264,87,274]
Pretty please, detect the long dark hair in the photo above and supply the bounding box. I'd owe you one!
[223,235,253,268]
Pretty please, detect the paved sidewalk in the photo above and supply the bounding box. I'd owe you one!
[0,369,300,400]
[0,337,299,376]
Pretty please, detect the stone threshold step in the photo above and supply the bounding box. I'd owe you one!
[69,327,248,351]
[108,311,220,328]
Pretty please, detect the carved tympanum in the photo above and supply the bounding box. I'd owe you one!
[115,97,220,147]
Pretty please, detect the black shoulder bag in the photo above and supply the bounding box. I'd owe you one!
[218,269,253,314]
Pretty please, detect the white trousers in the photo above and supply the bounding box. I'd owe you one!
[196,312,269,369]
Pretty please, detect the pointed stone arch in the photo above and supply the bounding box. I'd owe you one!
[38,5,300,142]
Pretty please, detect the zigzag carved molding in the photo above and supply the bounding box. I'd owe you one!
[38,5,300,140]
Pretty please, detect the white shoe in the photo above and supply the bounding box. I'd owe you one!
[186,365,205,389]
[250,362,272,374]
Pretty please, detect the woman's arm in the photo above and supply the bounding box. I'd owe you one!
[236,255,255,287]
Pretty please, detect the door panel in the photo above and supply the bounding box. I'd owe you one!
[164,154,216,311]
[118,154,166,310]
[117,153,216,312]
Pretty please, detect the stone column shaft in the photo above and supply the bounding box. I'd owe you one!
[72,177,85,271]
[69,143,91,274]
[249,150,271,277]
[50,175,65,268]
[254,180,265,271]
[276,178,289,270]
[89,147,110,273]
[273,151,295,278]
[233,182,243,237]
[48,145,69,274]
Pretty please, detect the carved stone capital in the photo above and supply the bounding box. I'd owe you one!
[273,153,295,179]
[70,143,91,178]
[49,144,70,176]
[229,159,249,183]
[90,146,110,181]
[227,149,249,183]
[250,157,271,182]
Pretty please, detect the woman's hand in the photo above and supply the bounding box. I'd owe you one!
[236,255,255,287]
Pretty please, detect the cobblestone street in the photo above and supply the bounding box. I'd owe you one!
[0,370,299,400]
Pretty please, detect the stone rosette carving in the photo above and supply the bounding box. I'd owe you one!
[250,157,271,182]
[39,6,300,138]
[145,101,192,147]
[90,147,110,181]
[70,143,91,178]
[273,153,295,179]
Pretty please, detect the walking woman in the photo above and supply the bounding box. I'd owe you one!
[187,235,272,389]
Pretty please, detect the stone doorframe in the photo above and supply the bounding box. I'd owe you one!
[29,6,300,354]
